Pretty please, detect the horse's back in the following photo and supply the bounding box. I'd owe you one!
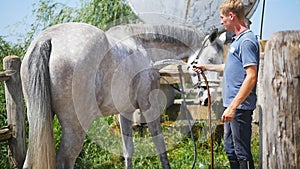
[29,23,107,59]
[21,22,110,124]
[22,22,109,88]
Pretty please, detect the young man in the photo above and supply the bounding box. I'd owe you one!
[193,0,260,168]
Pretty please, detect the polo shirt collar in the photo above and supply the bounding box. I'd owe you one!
[232,29,251,41]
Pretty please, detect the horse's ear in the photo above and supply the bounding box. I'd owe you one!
[208,28,218,43]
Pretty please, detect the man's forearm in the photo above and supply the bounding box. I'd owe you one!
[204,64,225,72]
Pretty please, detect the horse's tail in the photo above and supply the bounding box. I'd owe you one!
[22,39,56,168]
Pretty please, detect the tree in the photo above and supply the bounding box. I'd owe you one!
[24,0,138,46]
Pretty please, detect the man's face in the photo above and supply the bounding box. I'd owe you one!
[220,12,233,31]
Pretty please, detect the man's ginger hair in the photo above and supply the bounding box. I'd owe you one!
[220,0,245,20]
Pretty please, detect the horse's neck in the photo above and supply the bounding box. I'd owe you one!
[106,24,205,63]
[107,36,194,65]
[146,46,193,63]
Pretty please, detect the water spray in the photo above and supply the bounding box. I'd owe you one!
[152,59,214,169]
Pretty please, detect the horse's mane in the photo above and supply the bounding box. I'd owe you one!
[106,24,206,51]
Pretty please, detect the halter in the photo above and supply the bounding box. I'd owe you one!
[187,29,219,89]
[190,28,219,65]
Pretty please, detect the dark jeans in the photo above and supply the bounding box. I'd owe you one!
[224,108,253,161]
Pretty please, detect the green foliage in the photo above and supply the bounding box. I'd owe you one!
[251,131,260,169]
[25,0,137,45]
[0,37,24,69]
[76,0,137,30]
[0,142,9,168]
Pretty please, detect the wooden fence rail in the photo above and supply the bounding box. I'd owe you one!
[0,55,26,169]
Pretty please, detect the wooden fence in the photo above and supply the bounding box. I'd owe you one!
[0,56,26,169]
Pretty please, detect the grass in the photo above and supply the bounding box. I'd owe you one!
[0,115,260,169]
[72,117,260,169]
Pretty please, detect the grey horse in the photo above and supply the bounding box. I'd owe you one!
[20,22,206,169]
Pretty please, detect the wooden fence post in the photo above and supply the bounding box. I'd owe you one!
[256,39,267,169]
[262,31,300,169]
[3,55,26,169]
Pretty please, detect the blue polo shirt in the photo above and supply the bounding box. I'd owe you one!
[222,29,260,110]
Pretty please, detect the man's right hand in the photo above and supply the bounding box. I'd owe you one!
[192,64,206,74]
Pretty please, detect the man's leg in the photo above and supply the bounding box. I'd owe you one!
[239,160,254,169]
[231,109,254,169]
[224,121,239,169]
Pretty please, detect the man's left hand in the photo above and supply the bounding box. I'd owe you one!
[221,107,236,122]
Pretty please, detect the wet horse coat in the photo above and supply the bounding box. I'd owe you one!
[21,22,206,168]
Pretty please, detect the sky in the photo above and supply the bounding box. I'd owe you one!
[1,0,300,44]
[0,0,80,43]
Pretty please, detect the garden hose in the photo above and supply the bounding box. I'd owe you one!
[177,65,213,169]
[177,65,197,169]
[154,59,213,169]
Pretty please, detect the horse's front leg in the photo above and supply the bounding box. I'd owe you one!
[119,113,134,169]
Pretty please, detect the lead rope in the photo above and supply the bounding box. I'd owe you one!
[190,29,216,169]
[198,70,214,169]
[177,65,213,169]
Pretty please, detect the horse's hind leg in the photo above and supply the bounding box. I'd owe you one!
[146,117,171,169]
[136,70,171,169]
[119,113,134,169]
[56,116,87,169]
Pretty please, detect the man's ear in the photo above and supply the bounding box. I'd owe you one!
[229,12,234,20]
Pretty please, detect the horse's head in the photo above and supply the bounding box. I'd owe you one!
[187,30,227,84]
[186,30,229,105]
